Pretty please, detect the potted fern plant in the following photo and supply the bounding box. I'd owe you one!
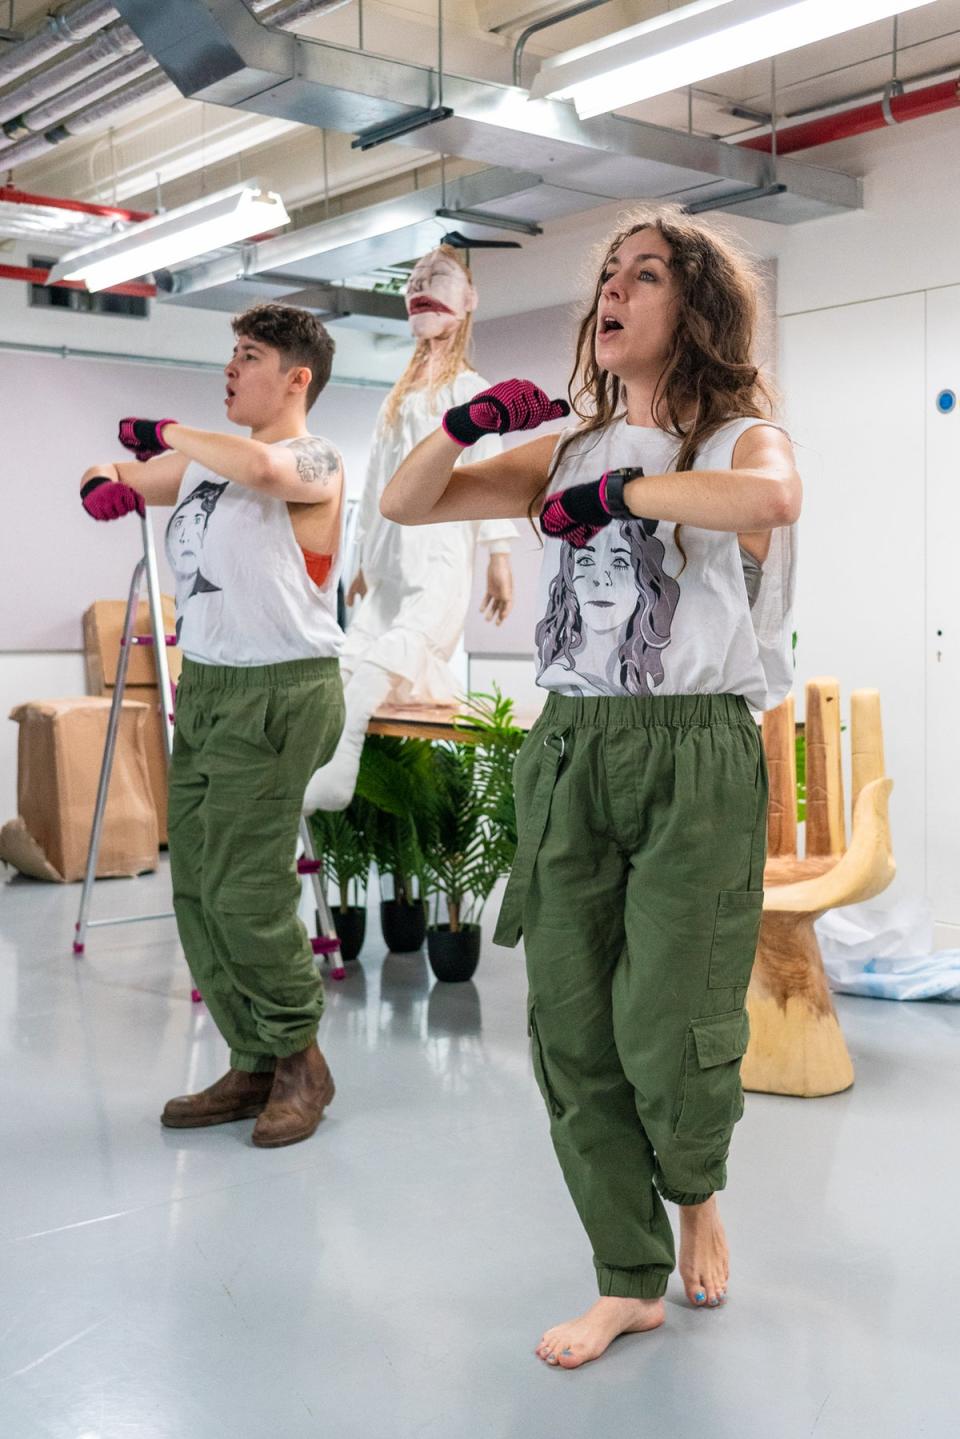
[356,734,434,953]
[423,689,524,983]
[308,799,373,962]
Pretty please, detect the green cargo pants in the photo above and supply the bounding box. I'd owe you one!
[168,657,345,1073]
[494,692,767,1300]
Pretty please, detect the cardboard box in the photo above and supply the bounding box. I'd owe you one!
[83,597,182,691]
[6,697,158,882]
[83,598,179,843]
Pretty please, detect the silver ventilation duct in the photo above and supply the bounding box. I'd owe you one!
[113,0,860,225]
[0,0,349,167]
[0,21,141,127]
[0,1,118,89]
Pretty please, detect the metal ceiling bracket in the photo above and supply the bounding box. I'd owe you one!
[434,206,541,236]
[684,181,787,215]
[352,105,454,151]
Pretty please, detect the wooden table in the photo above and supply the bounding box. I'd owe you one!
[367,703,541,742]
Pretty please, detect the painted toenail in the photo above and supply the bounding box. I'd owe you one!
[561,1348,573,1356]
[708,1298,720,1307]
[694,1291,706,1304]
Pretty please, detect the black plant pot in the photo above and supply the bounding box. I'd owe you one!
[427,923,481,983]
[380,898,427,953]
[332,905,366,962]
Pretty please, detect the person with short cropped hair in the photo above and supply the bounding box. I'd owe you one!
[80,302,346,1148]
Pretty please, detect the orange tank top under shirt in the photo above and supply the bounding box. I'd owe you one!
[300,545,333,588]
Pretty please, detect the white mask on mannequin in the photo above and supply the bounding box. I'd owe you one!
[405,248,477,340]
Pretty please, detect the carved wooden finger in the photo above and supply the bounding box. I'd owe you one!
[850,689,885,816]
[762,695,797,857]
[764,777,895,913]
[804,677,845,857]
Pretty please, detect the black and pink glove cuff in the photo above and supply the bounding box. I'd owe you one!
[118,417,177,462]
[80,476,145,521]
[442,378,569,447]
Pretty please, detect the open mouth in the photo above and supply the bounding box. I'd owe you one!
[408,295,453,315]
[225,386,236,401]
[599,315,624,335]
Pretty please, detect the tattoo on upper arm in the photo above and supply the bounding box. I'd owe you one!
[289,437,341,488]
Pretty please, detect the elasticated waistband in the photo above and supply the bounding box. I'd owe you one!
[180,656,340,690]
[539,691,754,730]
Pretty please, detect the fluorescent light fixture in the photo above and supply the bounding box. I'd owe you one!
[47,181,289,292]
[531,0,937,119]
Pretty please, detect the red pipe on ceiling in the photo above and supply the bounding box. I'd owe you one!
[737,77,960,154]
[0,262,156,296]
[0,186,152,223]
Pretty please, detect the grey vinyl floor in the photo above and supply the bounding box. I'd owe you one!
[0,860,956,1439]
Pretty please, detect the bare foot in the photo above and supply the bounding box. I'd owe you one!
[678,1193,729,1308]
[535,1296,665,1369]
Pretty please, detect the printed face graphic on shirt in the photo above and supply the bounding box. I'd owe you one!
[535,518,681,696]
[165,480,227,638]
[569,525,638,634]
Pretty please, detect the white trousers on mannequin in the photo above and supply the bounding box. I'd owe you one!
[302,573,470,814]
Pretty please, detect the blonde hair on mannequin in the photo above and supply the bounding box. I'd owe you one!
[384,244,476,426]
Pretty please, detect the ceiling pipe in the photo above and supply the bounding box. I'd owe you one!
[737,76,960,154]
[5,47,157,142]
[0,20,141,127]
[0,0,346,171]
[0,260,153,295]
[0,183,150,221]
[0,1,118,88]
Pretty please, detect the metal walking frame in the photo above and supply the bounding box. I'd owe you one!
[72,513,345,989]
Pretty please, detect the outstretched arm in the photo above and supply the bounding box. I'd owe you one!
[80,450,188,509]
[154,426,342,505]
[380,429,556,525]
[621,425,801,531]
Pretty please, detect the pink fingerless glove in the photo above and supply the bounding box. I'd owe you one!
[442,378,569,447]
[118,417,177,462]
[80,476,145,521]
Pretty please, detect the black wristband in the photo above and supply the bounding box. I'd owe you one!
[80,475,112,500]
[602,466,644,518]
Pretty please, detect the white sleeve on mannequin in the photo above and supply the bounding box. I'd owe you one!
[464,427,518,550]
[354,410,387,572]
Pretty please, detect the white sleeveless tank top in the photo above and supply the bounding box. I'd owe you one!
[534,415,796,710]
[164,437,343,666]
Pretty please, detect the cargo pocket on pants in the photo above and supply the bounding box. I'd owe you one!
[673,1010,750,1141]
[528,1006,564,1120]
[707,889,764,989]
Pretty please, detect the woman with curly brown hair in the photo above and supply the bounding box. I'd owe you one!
[381,205,800,1368]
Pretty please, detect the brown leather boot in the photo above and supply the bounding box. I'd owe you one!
[161,1068,275,1128]
[251,1042,335,1148]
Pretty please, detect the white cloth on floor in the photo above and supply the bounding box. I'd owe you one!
[816,897,960,1000]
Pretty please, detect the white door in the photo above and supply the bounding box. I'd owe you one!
[925,285,960,930]
[779,292,927,901]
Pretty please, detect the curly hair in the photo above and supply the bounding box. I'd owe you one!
[232,302,335,409]
[535,203,778,559]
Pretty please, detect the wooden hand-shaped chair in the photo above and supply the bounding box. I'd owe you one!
[742,679,895,1098]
